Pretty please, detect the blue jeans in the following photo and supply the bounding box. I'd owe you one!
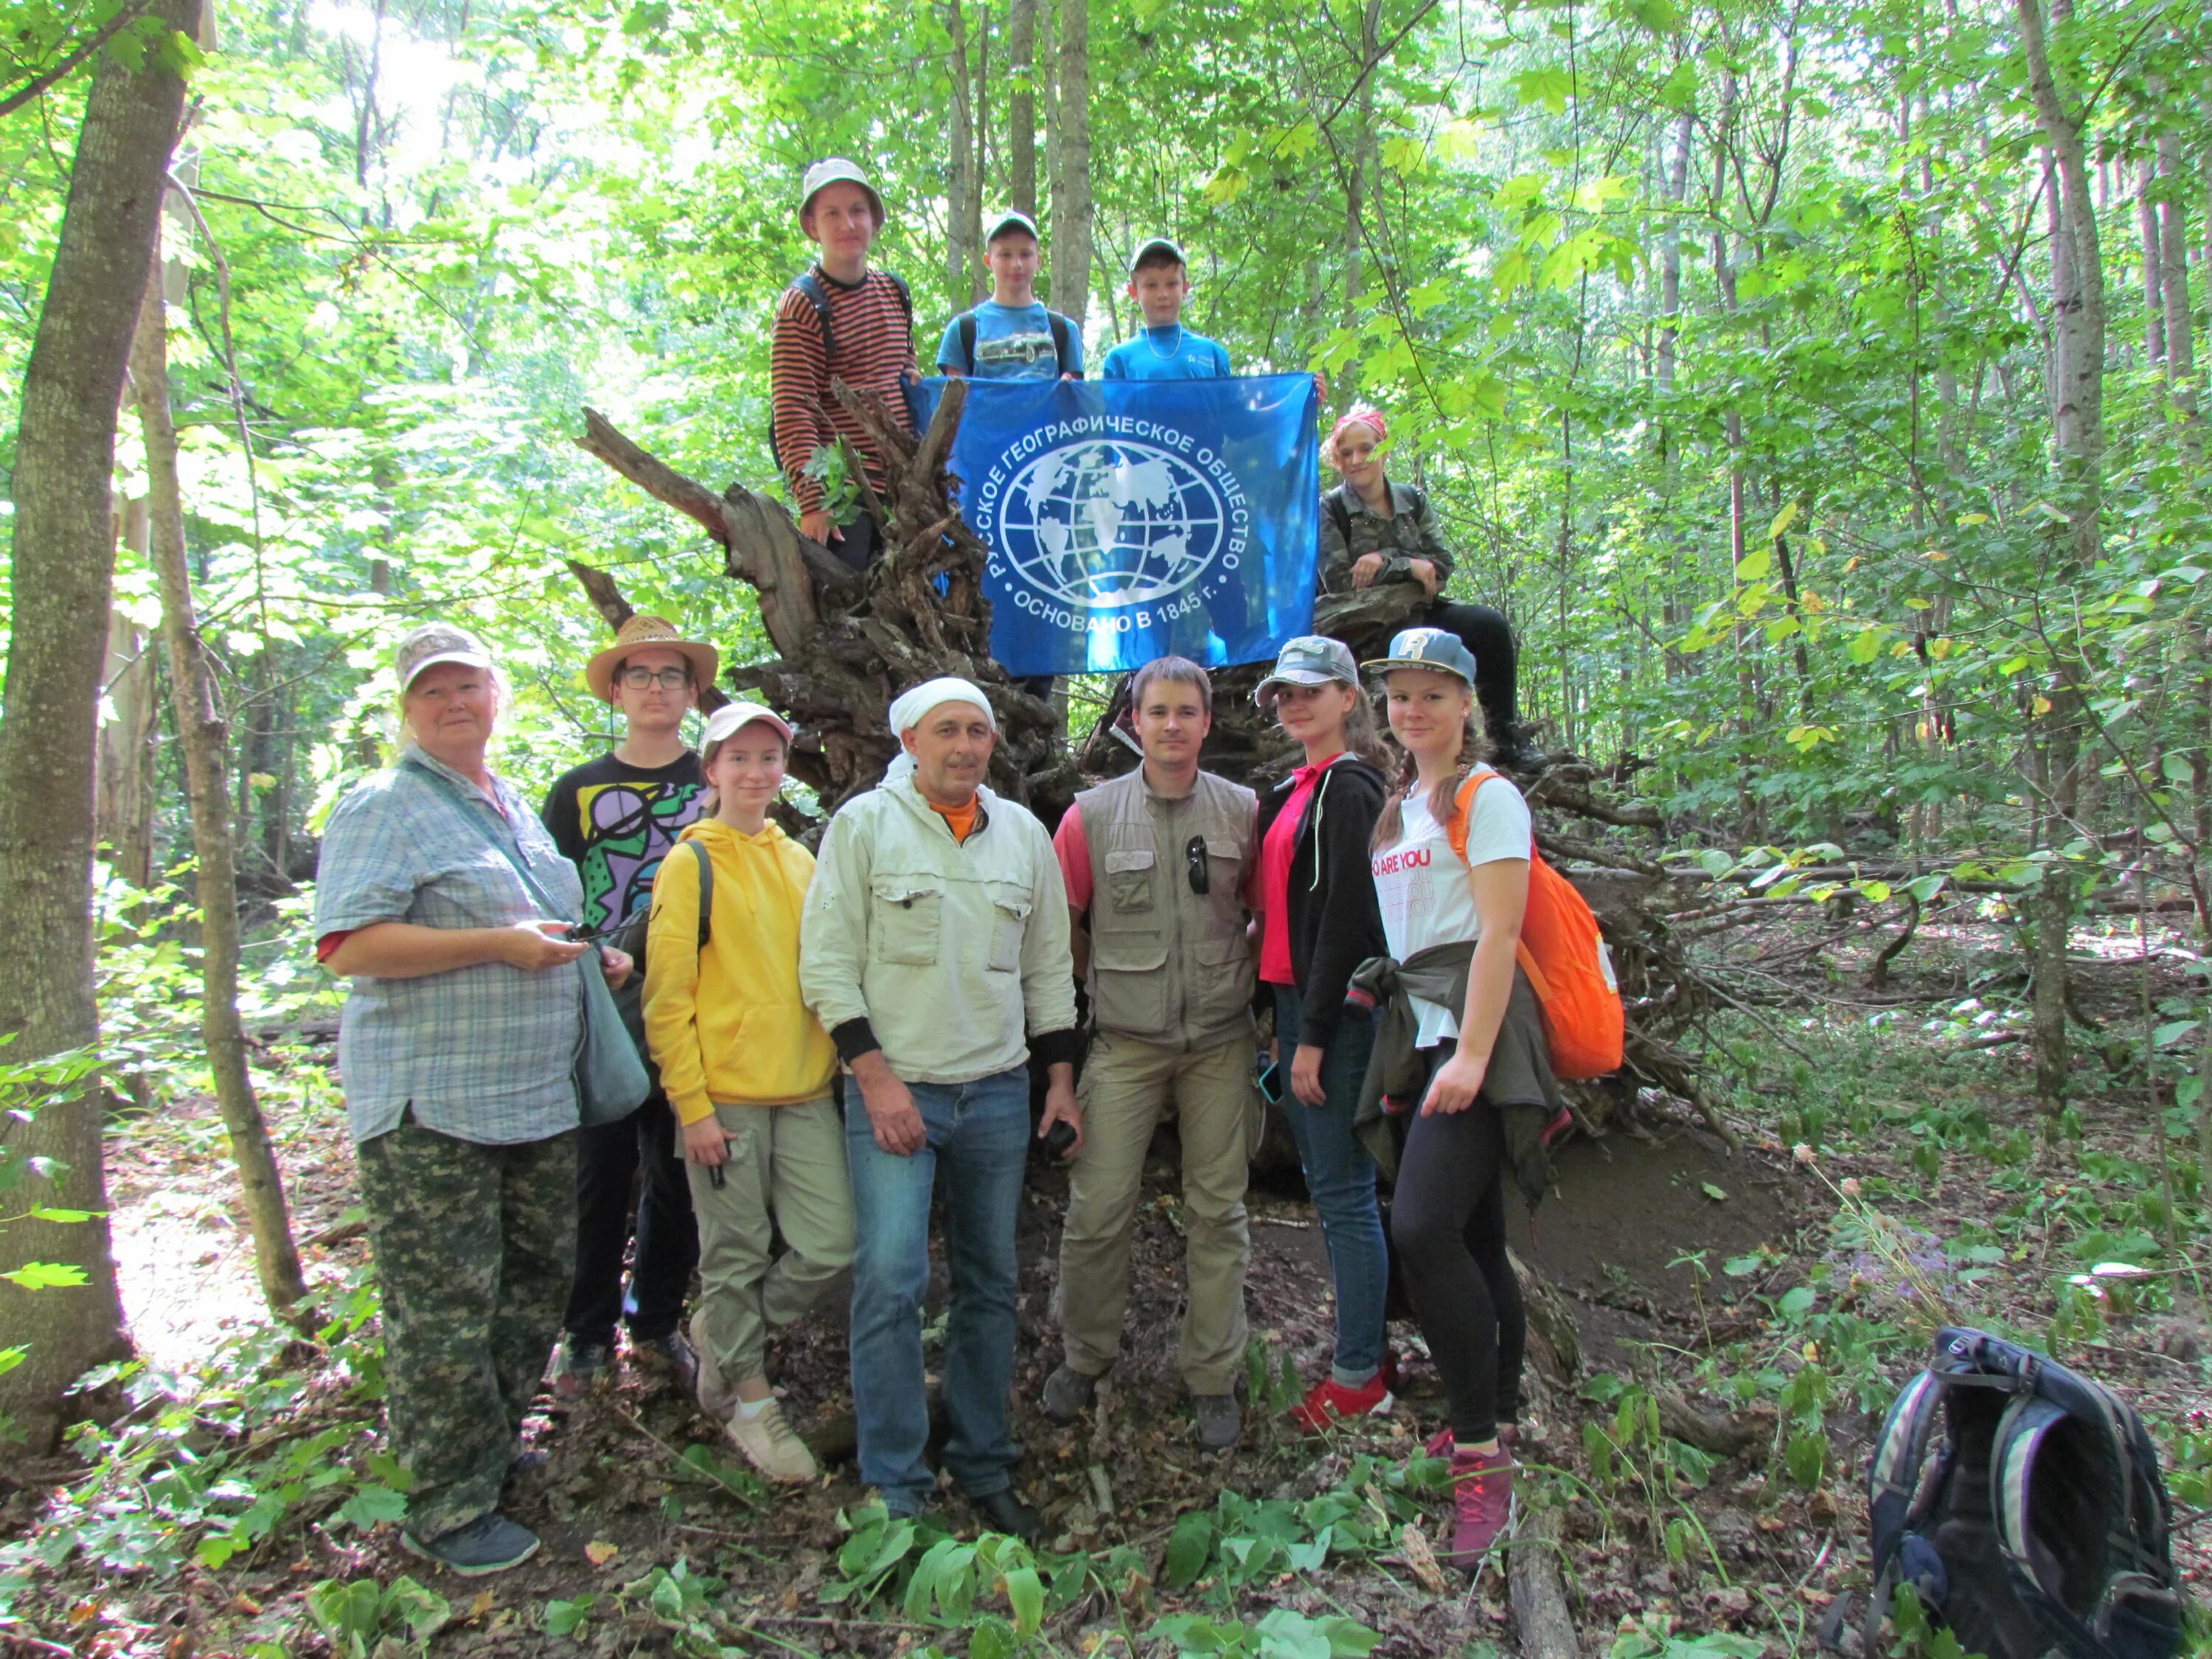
[845,1066,1029,1512]
[1273,982,1388,1385]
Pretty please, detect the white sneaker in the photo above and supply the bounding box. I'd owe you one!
[724,1397,818,1484]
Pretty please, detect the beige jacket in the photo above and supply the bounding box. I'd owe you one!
[799,777,1078,1085]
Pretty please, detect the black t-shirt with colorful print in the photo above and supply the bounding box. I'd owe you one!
[540,749,706,932]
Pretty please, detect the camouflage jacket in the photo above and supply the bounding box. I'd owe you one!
[1317,480,1457,595]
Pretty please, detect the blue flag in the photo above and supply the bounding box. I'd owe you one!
[911,374,1321,676]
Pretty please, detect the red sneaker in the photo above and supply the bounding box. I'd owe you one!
[1290,1373,1394,1432]
[1445,1444,1517,1571]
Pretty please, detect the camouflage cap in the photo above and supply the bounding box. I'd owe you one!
[1253,636,1358,709]
[394,622,494,692]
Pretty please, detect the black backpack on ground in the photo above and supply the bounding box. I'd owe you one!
[765,267,916,464]
[1824,1326,2185,1659]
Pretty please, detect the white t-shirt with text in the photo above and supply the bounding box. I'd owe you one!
[1369,768,1533,1048]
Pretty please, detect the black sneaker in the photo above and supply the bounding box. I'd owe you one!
[1192,1393,1242,1450]
[970,1486,1040,1543]
[551,1338,611,1399]
[400,1512,541,1576]
[1041,1362,1099,1425]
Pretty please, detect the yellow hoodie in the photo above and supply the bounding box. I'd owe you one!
[643,818,838,1124]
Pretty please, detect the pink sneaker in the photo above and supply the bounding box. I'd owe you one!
[1445,1443,1517,1571]
[1289,1373,1394,1432]
[1425,1424,1517,1459]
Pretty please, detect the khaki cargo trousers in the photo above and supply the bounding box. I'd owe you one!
[1056,1032,1257,1395]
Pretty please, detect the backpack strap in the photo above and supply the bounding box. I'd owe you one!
[958,312,979,373]
[687,837,712,950]
[1049,311,1079,376]
[1868,1369,1949,1578]
[885,270,914,333]
[1447,770,1490,866]
[788,270,835,358]
[1326,487,1354,549]
[1444,769,1549,1001]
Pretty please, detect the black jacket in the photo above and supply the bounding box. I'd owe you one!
[1256,755,1388,1050]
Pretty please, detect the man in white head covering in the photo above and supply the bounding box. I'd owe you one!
[799,678,1080,1539]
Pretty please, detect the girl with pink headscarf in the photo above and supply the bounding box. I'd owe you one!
[1318,405,1536,768]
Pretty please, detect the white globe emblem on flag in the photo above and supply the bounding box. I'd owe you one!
[998,439,1228,608]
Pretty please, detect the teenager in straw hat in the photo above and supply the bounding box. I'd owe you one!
[540,613,720,1399]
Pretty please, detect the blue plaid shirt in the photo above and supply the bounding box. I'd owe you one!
[315,744,585,1147]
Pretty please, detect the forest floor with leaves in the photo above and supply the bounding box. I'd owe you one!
[3,908,2210,1659]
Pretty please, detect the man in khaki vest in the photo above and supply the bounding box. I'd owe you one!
[1042,657,1260,1449]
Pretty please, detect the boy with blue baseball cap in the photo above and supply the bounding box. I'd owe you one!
[938,212,1084,380]
[1101,239,1234,380]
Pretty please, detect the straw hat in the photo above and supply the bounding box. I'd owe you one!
[584,615,720,703]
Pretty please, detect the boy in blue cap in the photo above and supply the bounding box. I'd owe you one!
[1101,239,1233,380]
[938,212,1083,380]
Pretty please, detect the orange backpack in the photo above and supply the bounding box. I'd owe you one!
[1447,771,1625,1081]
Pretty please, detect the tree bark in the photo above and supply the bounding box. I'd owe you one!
[2016,0,2106,568]
[945,0,980,305]
[1007,0,1037,215]
[2157,129,2197,414]
[131,257,308,1318]
[2138,159,2166,364]
[95,501,158,891]
[0,0,199,1450]
[1047,0,1091,321]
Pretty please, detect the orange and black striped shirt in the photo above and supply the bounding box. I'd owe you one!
[769,265,918,515]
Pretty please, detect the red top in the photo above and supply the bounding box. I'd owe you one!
[1256,762,1329,986]
[1054,807,1096,912]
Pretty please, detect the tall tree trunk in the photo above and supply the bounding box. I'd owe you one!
[1335,0,1382,402]
[0,0,199,1450]
[2017,0,2106,566]
[2015,0,2104,1121]
[96,501,158,891]
[945,0,979,304]
[2138,159,2166,364]
[1007,0,1037,215]
[130,264,308,1317]
[1657,108,1692,672]
[1047,0,1090,321]
[2157,129,2197,415]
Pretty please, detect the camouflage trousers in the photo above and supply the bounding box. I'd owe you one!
[357,1112,577,1542]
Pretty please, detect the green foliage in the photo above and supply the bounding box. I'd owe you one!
[303,1575,451,1658]
[1609,1616,1765,1659]
[0,1273,390,1582]
[1145,1608,1382,1659]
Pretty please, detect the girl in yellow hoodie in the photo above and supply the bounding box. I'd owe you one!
[643,702,849,1483]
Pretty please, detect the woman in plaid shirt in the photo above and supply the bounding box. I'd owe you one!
[315,623,632,1577]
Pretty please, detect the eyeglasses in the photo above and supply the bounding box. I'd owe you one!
[618,667,690,690]
[1186,835,1209,896]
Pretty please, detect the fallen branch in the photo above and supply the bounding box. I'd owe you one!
[1654,1387,1775,1458]
[1509,1503,1581,1659]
